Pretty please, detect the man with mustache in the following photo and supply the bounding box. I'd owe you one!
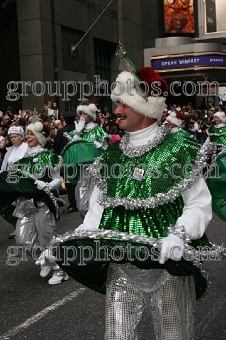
[53,45,213,339]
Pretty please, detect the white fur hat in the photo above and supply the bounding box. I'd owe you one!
[166,111,183,127]
[76,99,98,121]
[8,126,24,138]
[26,122,46,147]
[214,111,226,124]
[111,67,168,119]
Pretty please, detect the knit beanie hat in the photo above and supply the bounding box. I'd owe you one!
[26,122,46,147]
[8,126,25,138]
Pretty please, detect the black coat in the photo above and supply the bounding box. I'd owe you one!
[53,124,75,155]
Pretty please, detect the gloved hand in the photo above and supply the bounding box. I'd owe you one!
[35,179,47,190]
[72,134,80,141]
[159,234,185,264]
[76,116,85,133]
[35,177,61,190]
[93,141,102,149]
[48,177,61,190]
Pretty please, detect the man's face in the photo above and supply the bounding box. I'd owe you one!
[2,115,10,125]
[13,114,19,126]
[114,102,148,132]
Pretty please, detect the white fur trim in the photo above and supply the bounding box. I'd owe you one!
[76,103,97,121]
[111,71,166,119]
[166,111,182,127]
[26,122,46,147]
[214,111,226,124]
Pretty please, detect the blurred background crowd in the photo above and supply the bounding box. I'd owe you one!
[1,100,226,170]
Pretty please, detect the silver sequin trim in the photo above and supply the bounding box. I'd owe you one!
[119,125,169,158]
[94,142,215,209]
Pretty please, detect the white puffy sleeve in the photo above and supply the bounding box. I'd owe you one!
[176,177,212,239]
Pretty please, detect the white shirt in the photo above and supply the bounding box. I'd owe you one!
[78,123,212,239]
[1,142,28,172]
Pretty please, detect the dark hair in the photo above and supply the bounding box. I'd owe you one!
[109,125,118,134]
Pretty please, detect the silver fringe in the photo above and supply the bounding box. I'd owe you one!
[50,228,226,297]
[119,125,170,158]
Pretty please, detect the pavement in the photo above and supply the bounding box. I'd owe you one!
[0,194,226,340]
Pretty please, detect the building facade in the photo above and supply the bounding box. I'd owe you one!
[0,0,162,113]
[1,0,225,113]
[144,0,226,108]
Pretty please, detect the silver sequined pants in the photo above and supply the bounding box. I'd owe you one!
[14,197,56,250]
[105,263,195,340]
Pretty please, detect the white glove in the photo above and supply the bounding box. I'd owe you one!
[72,134,80,141]
[159,234,185,264]
[48,177,61,190]
[75,117,85,133]
[93,141,102,149]
[35,179,47,190]
[35,177,61,190]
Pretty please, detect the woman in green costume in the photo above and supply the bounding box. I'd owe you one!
[62,99,109,216]
[165,109,193,138]
[0,122,67,285]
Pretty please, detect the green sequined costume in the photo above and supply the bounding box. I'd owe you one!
[62,123,109,185]
[55,129,212,299]
[0,149,63,225]
[206,125,226,221]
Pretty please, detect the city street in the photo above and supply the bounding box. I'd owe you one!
[0,195,226,340]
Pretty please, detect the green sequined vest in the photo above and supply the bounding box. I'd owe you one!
[99,133,201,240]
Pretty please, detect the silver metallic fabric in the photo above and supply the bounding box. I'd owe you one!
[75,167,95,218]
[15,197,56,250]
[105,263,195,340]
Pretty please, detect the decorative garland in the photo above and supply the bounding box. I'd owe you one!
[90,140,215,209]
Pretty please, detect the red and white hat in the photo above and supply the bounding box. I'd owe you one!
[111,67,168,119]
[166,111,183,127]
[76,98,98,122]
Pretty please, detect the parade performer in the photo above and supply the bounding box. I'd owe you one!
[0,126,28,238]
[205,110,226,146]
[53,111,78,214]
[51,45,214,339]
[62,99,109,216]
[166,110,182,132]
[205,110,226,222]
[1,126,28,172]
[0,122,67,285]
[165,110,195,140]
